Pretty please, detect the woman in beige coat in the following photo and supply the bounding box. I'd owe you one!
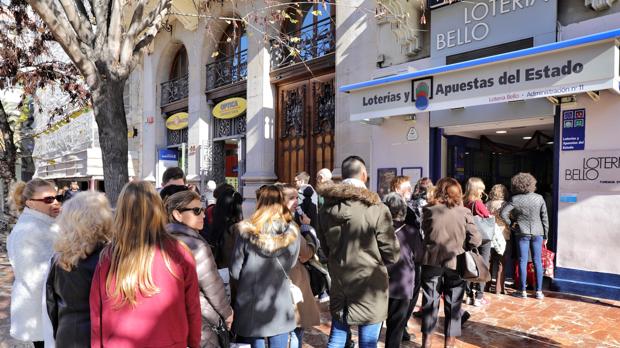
[279,183,321,347]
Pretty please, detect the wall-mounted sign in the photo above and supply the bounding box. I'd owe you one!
[348,41,617,121]
[407,127,419,141]
[165,112,189,130]
[431,0,556,59]
[560,150,620,192]
[562,109,586,151]
[158,149,179,161]
[428,0,459,9]
[213,97,247,119]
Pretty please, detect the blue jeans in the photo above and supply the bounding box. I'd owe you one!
[327,318,382,348]
[518,235,543,292]
[237,332,290,348]
[289,327,304,348]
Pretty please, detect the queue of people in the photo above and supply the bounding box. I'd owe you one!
[5,160,550,348]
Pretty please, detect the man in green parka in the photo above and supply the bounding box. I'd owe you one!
[318,155,401,347]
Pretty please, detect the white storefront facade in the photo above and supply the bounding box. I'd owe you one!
[339,0,620,300]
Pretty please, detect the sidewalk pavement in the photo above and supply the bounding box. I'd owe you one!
[2,251,619,347]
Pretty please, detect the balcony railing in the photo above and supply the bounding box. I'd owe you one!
[161,74,189,106]
[271,17,335,70]
[206,49,248,91]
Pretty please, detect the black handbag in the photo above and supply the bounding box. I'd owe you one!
[210,317,231,348]
[458,248,491,283]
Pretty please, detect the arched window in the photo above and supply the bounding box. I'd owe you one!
[207,22,248,90]
[169,46,188,80]
[273,1,335,69]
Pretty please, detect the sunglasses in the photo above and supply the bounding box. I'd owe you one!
[178,207,204,216]
[30,195,63,204]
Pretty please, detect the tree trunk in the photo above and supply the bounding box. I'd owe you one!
[92,78,129,206]
[0,99,17,221]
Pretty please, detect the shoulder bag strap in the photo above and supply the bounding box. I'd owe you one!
[99,265,103,348]
[275,256,290,280]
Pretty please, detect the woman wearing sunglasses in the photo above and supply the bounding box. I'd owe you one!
[7,179,61,348]
[165,190,233,348]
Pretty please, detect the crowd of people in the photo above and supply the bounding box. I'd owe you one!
[5,155,550,348]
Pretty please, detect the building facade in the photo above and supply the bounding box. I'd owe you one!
[339,0,620,300]
[132,0,620,299]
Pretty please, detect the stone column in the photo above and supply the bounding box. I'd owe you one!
[333,0,373,179]
[241,8,277,216]
[186,28,210,184]
[140,54,159,183]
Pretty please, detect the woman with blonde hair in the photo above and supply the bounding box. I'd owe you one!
[45,192,113,347]
[89,181,201,347]
[231,185,300,348]
[463,177,492,307]
[278,183,321,348]
[165,190,233,347]
[485,184,511,295]
[7,179,61,348]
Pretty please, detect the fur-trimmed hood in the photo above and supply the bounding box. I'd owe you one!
[317,182,382,206]
[235,220,299,257]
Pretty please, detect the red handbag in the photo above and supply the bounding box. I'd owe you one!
[542,245,555,278]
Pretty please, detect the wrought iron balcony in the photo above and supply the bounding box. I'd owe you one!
[161,74,189,106]
[206,50,248,91]
[271,17,335,70]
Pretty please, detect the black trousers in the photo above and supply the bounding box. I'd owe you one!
[404,263,422,326]
[421,265,466,338]
[385,298,411,348]
[33,342,44,348]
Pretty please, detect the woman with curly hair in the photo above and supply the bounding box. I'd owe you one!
[501,173,549,300]
[45,192,113,347]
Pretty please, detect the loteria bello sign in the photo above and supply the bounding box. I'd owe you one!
[213,97,247,119]
[166,112,189,130]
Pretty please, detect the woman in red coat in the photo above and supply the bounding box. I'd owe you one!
[90,181,201,348]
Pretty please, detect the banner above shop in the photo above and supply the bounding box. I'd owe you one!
[166,112,189,130]
[345,38,620,121]
[213,97,247,119]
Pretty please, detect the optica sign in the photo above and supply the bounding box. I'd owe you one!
[165,112,189,130]
[213,97,247,119]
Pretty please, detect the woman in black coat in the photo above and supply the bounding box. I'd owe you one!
[45,192,113,347]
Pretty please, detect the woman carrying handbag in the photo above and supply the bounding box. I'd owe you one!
[420,178,482,348]
[165,190,233,347]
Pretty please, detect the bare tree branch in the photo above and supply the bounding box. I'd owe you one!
[27,0,99,88]
[58,0,95,44]
[92,0,110,51]
[121,0,172,67]
[106,0,123,65]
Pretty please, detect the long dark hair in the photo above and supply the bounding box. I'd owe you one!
[209,189,243,246]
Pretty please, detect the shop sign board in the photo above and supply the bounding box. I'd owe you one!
[165,112,189,130]
[158,149,178,161]
[213,97,247,119]
[348,41,618,121]
[431,0,556,58]
[560,150,620,192]
[562,109,586,151]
